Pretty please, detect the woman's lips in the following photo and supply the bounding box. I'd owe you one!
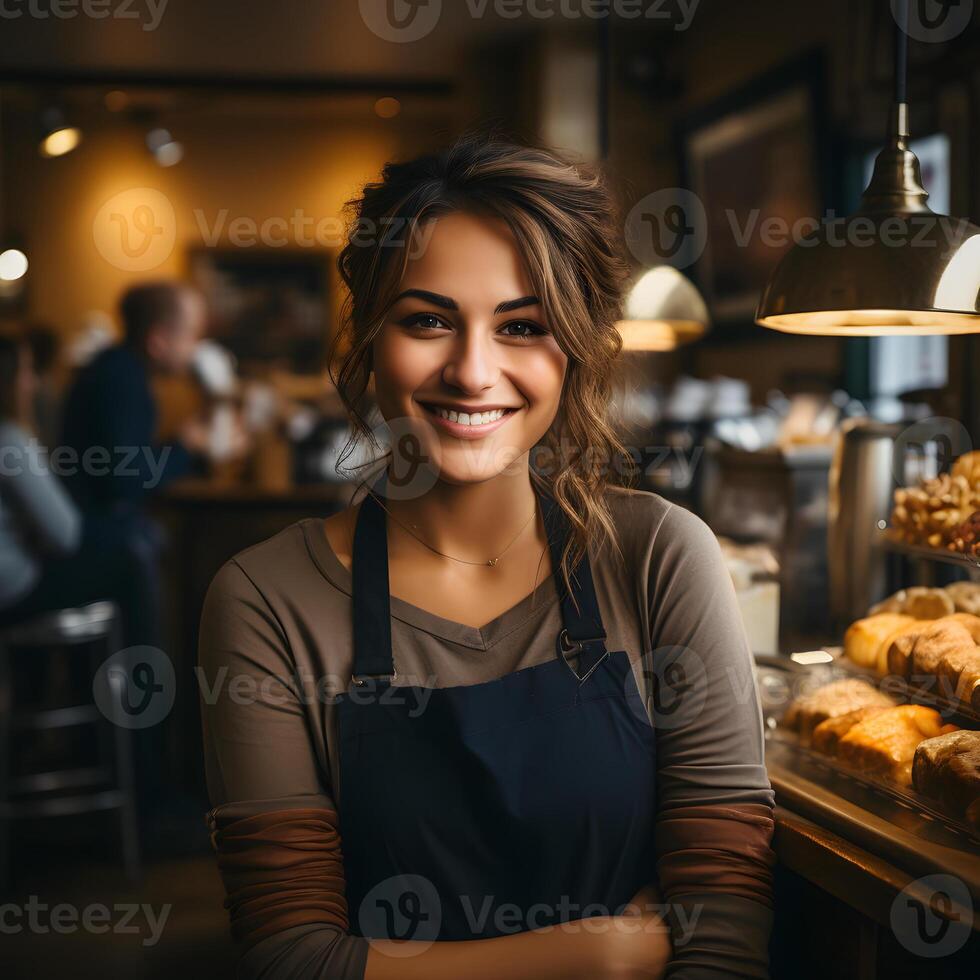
[419,402,519,440]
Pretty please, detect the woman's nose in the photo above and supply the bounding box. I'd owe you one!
[440,330,500,393]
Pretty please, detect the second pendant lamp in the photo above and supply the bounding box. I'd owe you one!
[756,0,980,336]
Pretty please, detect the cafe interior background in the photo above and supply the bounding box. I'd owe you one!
[1,0,979,976]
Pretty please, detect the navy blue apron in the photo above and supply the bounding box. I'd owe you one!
[335,474,658,942]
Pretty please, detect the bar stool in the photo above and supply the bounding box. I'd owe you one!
[0,600,141,891]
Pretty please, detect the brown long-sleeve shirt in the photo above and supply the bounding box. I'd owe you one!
[198,487,777,979]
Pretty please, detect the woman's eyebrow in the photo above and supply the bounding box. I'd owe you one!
[392,289,541,314]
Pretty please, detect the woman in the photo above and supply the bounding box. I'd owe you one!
[199,134,776,980]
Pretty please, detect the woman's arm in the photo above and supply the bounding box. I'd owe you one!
[200,559,670,980]
[643,503,777,979]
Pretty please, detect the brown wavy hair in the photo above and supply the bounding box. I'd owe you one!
[328,129,637,603]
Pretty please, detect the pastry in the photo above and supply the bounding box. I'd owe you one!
[950,511,980,558]
[946,581,980,617]
[811,706,891,755]
[951,450,980,485]
[912,730,980,831]
[881,619,936,676]
[910,619,976,676]
[844,613,915,670]
[869,587,954,619]
[947,612,980,644]
[838,704,958,785]
[783,678,897,743]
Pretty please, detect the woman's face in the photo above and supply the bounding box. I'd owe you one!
[371,210,568,487]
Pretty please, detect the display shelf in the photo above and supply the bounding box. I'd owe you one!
[877,528,980,580]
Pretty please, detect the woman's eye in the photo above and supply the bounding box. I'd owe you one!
[402,313,446,331]
[501,321,547,339]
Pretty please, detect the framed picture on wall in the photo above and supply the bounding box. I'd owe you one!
[189,247,331,375]
[678,50,829,327]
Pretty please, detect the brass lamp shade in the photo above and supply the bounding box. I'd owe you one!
[616,266,710,351]
[757,106,980,336]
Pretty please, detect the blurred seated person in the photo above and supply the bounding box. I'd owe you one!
[1,329,178,651]
[59,281,220,646]
[0,331,81,618]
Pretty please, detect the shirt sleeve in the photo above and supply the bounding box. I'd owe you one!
[645,502,777,979]
[198,558,370,980]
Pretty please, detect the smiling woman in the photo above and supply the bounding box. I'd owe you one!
[198,132,777,980]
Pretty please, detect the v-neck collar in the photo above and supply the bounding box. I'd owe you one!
[301,517,560,652]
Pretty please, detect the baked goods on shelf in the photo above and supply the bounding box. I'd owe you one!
[836,704,958,786]
[951,510,980,559]
[889,450,980,550]
[841,598,980,714]
[953,450,980,485]
[912,730,980,832]
[947,581,980,617]
[844,613,915,669]
[811,705,892,755]
[782,678,897,744]
[869,587,955,619]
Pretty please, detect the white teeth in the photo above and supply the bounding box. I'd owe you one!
[432,406,507,426]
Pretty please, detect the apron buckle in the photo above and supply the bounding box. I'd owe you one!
[557,628,609,683]
[558,627,606,654]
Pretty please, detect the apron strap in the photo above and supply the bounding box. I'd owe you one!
[540,491,609,679]
[350,475,396,685]
[351,473,609,685]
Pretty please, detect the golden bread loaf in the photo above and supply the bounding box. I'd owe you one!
[844,614,915,670]
[783,678,897,743]
[838,705,958,785]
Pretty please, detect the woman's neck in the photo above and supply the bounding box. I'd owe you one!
[381,464,543,565]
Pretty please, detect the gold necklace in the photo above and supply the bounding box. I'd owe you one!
[366,490,538,568]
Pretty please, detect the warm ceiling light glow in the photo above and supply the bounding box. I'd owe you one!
[617,319,684,351]
[374,97,401,119]
[0,249,29,281]
[40,125,82,158]
[760,309,980,336]
[616,266,710,351]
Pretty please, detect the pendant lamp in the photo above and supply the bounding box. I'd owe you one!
[756,0,980,336]
[616,266,710,351]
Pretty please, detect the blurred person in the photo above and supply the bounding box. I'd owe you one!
[0,331,154,641]
[0,332,80,616]
[59,282,218,642]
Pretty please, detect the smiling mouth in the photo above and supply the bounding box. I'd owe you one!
[419,402,520,428]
